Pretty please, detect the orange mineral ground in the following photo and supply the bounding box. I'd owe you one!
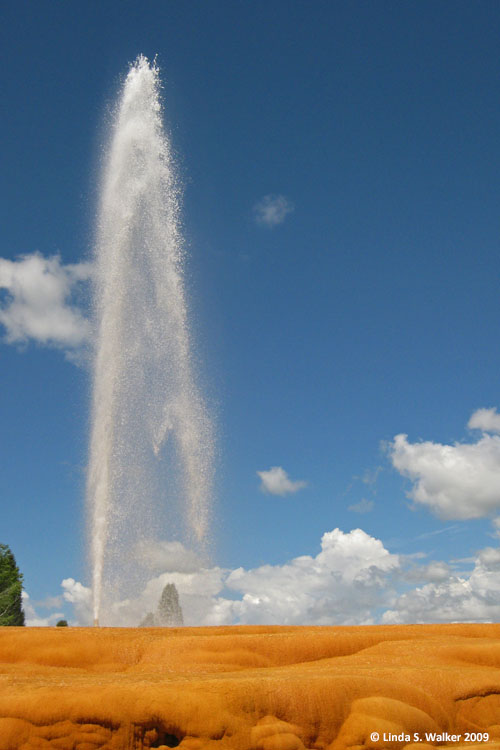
[1,624,500,750]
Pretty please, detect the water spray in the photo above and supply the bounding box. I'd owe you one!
[87,55,214,625]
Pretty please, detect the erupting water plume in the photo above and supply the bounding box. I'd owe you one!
[87,55,214,625]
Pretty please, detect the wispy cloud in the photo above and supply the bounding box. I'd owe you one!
[0,253,92,359]
[253,194,294,228]
[389,413,500,519]
[343,465,382,499]
[348,498,374,514]
[361,466,382,489]
[257,466,307,496]
[414,524,461,540]
[22,592,64,627]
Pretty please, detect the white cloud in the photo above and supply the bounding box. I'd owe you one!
[30,532,500,627]
[51,529,400,627]
[348,498,374,514]
[134,539,202,573]
[257,466,307,496]
[33,595,64,609]
[0,253,92,358]
[253,194,294,227]
[61,578,93,625]
[22,592,64,627]
[139,567,229,626]
[403,560,452,584]
[85,566,229,628]
[223,528,399,626]
[389,427,500,519]
[383,546,500,624]
[468,407,500,434]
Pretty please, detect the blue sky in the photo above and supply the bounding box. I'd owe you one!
[2,1,500,625]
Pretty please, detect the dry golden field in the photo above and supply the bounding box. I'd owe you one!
[1,624,500,750]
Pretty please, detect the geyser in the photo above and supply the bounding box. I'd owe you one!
[87,55,214,625]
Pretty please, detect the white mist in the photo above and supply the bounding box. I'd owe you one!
[87,56,214,625]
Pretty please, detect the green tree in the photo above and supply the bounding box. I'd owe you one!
[0,544,25,626]
[56,620,68,627]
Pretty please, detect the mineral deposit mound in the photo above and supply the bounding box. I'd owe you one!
[1,624,500,749]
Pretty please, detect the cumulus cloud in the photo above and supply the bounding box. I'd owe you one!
[82,566,230,628]
[138,566,229,626]
[403,560,452,584]
[383,546,500,624]
[30,531,500,626]
[257,466,307,496]
[0,253,92,358]
[223,528,399,625]
[61,578,92,625]
[348,498,374,514]
[49,529,400,627]
[253,194,294,227]
[389,425,500,519]
[468,407,500,434]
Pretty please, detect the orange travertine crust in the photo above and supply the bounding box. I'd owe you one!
[1,624,500,749]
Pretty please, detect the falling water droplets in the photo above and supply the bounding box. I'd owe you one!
[87,55,214,625]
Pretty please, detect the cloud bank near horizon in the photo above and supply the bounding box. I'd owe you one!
[23,526,500,628]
